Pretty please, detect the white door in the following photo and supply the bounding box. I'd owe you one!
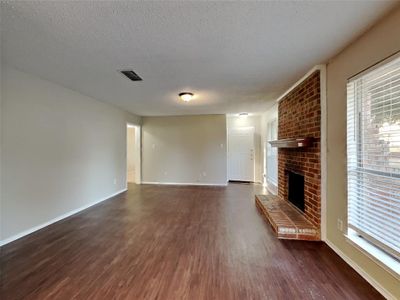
[228,127,255,181]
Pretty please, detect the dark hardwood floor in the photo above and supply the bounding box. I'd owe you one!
[1,183,383,299]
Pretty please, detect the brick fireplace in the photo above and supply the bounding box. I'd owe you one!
[255,70,321,241]
[277,70,321,230]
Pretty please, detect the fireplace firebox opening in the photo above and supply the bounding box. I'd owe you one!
[287,171,305,212]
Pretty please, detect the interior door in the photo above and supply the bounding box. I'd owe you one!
[228,127,255,182]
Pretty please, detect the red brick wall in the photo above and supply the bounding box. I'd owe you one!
[278,70,321,229]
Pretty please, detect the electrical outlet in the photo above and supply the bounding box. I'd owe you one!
[113,178,117,185]
[337,219,343,232]
[164,171,168,176]
[202,171,207,177]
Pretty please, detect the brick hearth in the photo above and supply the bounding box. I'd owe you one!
[255,194,319,241]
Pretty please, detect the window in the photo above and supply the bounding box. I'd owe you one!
[347,54,400,263]
[266,119,278,187]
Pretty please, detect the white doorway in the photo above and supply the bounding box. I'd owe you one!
[228,127,255,182]
[127,123,141,185]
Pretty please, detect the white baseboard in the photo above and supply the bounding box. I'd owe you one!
[0,189,127,247]
[141,181,228,187]
[325,239,396,300]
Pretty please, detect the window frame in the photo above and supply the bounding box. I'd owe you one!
[266,118,278,187]
[345,52,400,279]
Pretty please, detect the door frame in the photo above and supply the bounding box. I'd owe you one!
[227,126,256,182]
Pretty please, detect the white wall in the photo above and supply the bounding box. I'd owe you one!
[0,66,141,242]
[227,115,262,183]
[142,115,227,185]
[0,7,3,242]
[326,6,400,298]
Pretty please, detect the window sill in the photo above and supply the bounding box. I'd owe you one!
[345,229,400,280]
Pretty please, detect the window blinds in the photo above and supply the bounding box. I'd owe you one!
[267,119,278,186]
[347,54,400,260]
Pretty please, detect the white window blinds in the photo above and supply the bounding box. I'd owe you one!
[267,119,278,187]
[347,54,400,261]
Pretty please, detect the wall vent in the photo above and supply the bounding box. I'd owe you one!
[120,70,142,81]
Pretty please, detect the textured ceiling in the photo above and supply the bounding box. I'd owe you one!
[1,1,397,116]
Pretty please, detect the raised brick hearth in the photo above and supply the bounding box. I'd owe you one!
[255,194,318,240]
[257,70,321,241]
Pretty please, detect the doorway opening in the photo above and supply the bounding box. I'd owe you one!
[127,123,141,186]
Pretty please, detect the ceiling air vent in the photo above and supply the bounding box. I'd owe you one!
[120,70,142,81]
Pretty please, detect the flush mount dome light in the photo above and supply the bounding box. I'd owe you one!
[179,92,194,102]
[239,112,248,117]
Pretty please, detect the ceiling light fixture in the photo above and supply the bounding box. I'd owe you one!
[179,92,194,102]
[239,112,248,117]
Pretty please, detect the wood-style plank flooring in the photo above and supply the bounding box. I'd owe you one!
[1,183,383,299]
